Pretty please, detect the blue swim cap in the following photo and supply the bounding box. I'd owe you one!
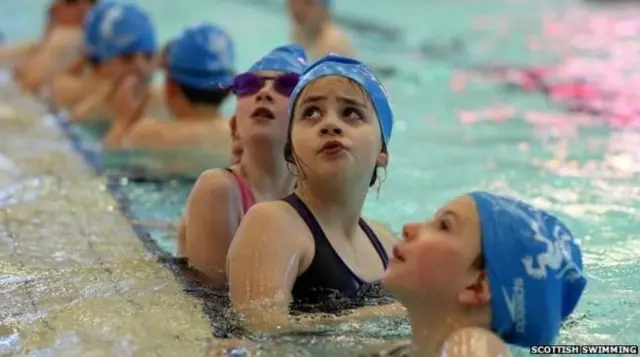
[83,1,118,57]
[469,191,587,346]
[288,54,393,145]
[248,44,308,75]
[167,23,235,90]
[89,2,157,61]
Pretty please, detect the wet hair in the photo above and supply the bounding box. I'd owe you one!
[165,74,230,107]
[159,41,173,69]
[120,52,154,63]
[87,55,100,68]
[175,82,231,107]
[161,42,229,107]
[283,76,388,187]
[472,253,485,270]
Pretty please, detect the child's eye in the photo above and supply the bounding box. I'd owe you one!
[302,106,321,119]
[439,219,450,232]
[342,106,363,120]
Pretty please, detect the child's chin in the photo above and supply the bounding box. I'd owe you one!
[381,269,403,293]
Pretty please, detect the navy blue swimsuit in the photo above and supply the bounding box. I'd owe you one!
[282,193,389,306]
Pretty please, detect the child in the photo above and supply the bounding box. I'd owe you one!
[286,0,354,59]
[104,23,235,174]
[377,192,587,356]
[178,45,307,285]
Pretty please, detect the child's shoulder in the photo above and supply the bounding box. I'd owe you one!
[442,327,512,357]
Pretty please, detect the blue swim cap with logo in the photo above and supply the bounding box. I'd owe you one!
[87,1,157,61]
[469,191,587,346]
[167,23,235,90]
[83,0,117,58]
[288,53,393,145]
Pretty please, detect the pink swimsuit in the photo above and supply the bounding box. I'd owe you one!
[225,168,256,214]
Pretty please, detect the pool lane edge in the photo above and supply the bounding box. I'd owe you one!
[51,114,238,333]
[54,116,172,261]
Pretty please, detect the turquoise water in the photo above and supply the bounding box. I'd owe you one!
[3,0,640,354]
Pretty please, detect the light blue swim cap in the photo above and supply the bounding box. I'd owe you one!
[87,1,157,61]
[288,53,393,145]
[469,191,587,347]
[248,44,308,75]
[167,23,235,90]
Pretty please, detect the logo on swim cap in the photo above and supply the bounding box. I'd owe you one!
[99,6,123,39]
[205,32,233,71]
[521,218,583,282]
[208,34,228,55]
[485,196,583,283]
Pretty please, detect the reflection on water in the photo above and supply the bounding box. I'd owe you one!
[103,147,229,180]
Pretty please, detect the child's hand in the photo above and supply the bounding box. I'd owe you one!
[112,74,149,126]
[65,55,88,75]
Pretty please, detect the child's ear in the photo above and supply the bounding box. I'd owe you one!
[229,115,238,139]
[458,271,491,306]
[376,150,389,168]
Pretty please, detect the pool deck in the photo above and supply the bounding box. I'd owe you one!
[0,83,216,356]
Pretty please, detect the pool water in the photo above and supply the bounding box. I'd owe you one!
[2,0,640,355]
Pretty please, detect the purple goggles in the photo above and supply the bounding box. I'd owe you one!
[232,72,300,97]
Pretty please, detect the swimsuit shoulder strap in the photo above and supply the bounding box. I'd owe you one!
[282,193,326,242]
[283,193,389,272]
[358,219,389,269]
[225,168,256,214]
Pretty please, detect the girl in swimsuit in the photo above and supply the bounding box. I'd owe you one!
[177,44,308,286]
[227,54,404,332]
[371,192,587,356]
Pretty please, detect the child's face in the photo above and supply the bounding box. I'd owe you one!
[289,76,386,182]
[234,71,291,144]
[382,196,485,306]
[102,52,155,81]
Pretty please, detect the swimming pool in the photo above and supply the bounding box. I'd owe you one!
[1,0,639,355]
